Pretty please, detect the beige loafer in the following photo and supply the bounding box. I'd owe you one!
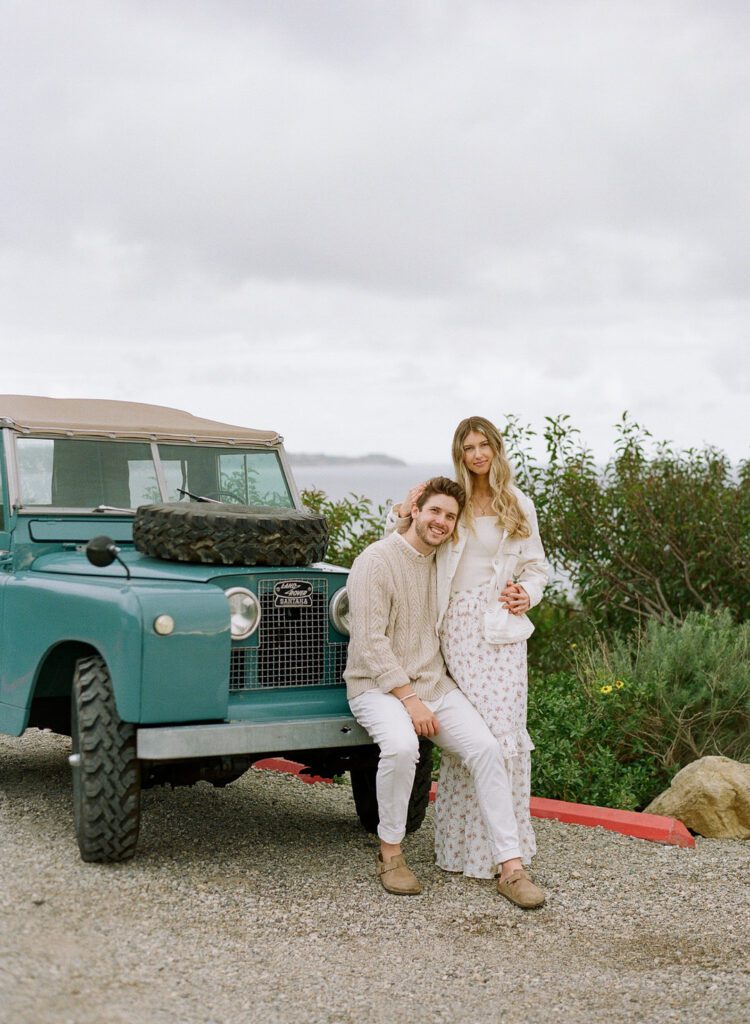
[497,867,545,909]
[377,853,422,895]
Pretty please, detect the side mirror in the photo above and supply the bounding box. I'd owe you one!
[86,535,119,568]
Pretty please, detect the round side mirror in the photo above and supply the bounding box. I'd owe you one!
[86,535,118,568]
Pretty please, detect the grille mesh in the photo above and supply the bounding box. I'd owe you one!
[229,577,347,691]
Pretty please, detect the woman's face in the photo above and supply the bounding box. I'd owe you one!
[461,430,494,476]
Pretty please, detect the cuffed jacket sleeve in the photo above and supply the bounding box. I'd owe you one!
[514,497,550,609]
[344,550,410,694]
[384,504,411,536]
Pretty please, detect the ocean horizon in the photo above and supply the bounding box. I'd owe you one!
[291,462,453,508]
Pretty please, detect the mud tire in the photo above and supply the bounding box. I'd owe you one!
[71,655,141,863]
[350,739,434,836]
[133,503,328,567]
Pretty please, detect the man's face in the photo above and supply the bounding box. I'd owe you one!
[411,493,460,549]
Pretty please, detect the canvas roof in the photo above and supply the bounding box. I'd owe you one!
[0,396,281,445]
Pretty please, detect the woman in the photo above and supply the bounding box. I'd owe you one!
[386,415,548,907]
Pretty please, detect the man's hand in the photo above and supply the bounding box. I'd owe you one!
[394,482,426,519]
[391,683,439,736]
[403,696,440,737]
[500,581,530,615]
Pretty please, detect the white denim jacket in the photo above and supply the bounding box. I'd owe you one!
[384,487,549,635]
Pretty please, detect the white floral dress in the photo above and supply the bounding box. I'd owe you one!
[435,584,536,878]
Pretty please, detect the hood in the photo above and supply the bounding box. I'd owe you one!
[30,548,348,583]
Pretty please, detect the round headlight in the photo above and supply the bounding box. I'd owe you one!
[329,587,350,636]
[226,587,261,640]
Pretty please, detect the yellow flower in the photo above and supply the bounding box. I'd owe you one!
[570,643,577,650]
[600,684,613,694]
[615,679,625,689]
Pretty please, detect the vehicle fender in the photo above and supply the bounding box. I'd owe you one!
[133,581,230,723]
[1,573,143,734]
[1,575,230,731]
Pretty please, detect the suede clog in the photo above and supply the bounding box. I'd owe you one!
[496,868,545,909]
[377,853,422,895]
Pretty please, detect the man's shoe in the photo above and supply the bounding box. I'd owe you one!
[496,868,545,909]
[377,853,422,895]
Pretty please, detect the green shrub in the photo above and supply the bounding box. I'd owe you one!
[504,413,750,633]
[527,592,597,680]
[300,489,385,569]
[528,609,750,809]
[577,607,750,772]
[528,671,664,809]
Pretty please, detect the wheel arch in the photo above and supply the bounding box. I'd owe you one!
[26,640,101,735]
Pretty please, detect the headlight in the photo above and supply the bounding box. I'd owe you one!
[329,587,350,636]
[225,587,261,640]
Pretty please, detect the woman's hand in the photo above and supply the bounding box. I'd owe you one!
[500,581,530,615]
[394,482,426,519]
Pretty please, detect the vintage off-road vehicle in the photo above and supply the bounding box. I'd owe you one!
[0,396,431,861]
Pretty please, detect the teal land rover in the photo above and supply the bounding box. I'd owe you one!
[0,396,431,862]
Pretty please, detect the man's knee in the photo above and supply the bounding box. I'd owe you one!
[379,731,420,767]
[464,732,503,774]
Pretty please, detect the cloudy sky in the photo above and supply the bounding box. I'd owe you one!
[1,1,748,463]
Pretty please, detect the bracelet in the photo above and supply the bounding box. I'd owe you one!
[398,692,418,703]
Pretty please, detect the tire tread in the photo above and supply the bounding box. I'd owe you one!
[72,655,140,863]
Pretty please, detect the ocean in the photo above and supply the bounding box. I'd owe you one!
[291,462,453,508]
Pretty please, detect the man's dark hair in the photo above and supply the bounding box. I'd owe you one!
[415,476,466,516]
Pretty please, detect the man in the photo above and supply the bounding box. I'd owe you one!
[345,476,544,907]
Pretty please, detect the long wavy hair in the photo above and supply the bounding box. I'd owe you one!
[451,416,530,538]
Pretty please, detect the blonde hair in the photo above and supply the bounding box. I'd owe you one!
[451,416,530,539]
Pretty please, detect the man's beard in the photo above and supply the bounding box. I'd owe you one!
[414,517,446,548]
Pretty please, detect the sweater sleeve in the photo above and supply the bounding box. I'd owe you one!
[346,550,411,693]
[515,498,550,609]
[383,504,412,537]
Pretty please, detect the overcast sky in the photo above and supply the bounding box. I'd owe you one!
[1,1,748,463]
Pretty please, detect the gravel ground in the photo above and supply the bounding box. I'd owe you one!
[1,730,748,1024]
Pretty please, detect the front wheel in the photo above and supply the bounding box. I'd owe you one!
[70,654,141,862]
[350,739,434,836]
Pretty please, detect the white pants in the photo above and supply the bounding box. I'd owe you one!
[349,688,522,863]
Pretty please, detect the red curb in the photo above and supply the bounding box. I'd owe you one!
[528,796,695,847]
[253,757,333,786]
[427,782,693,848]
[254,759,695,848]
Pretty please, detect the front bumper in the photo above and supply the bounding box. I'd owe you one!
[137,714,371,761]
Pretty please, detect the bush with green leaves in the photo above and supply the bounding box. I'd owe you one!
[528,609,750,809]
[526,593,597,680]
[300,489,385,569]
[504,413,750,633]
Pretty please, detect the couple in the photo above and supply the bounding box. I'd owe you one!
[344,416,549,909]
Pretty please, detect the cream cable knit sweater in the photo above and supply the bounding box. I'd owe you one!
[344,532,457,702]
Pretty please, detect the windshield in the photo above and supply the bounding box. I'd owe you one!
[158,444,294,508]
[15,438,295,510]
[16,438,159,508]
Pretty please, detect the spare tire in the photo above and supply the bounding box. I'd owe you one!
[133,503,328,566]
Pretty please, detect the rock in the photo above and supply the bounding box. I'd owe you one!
[645,756,750,839]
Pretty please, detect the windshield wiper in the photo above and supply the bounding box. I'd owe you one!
[177,488,221,504]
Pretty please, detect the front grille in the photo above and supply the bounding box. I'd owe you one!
[229,577,348,691]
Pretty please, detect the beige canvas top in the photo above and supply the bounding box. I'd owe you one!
[0,396,281,445]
